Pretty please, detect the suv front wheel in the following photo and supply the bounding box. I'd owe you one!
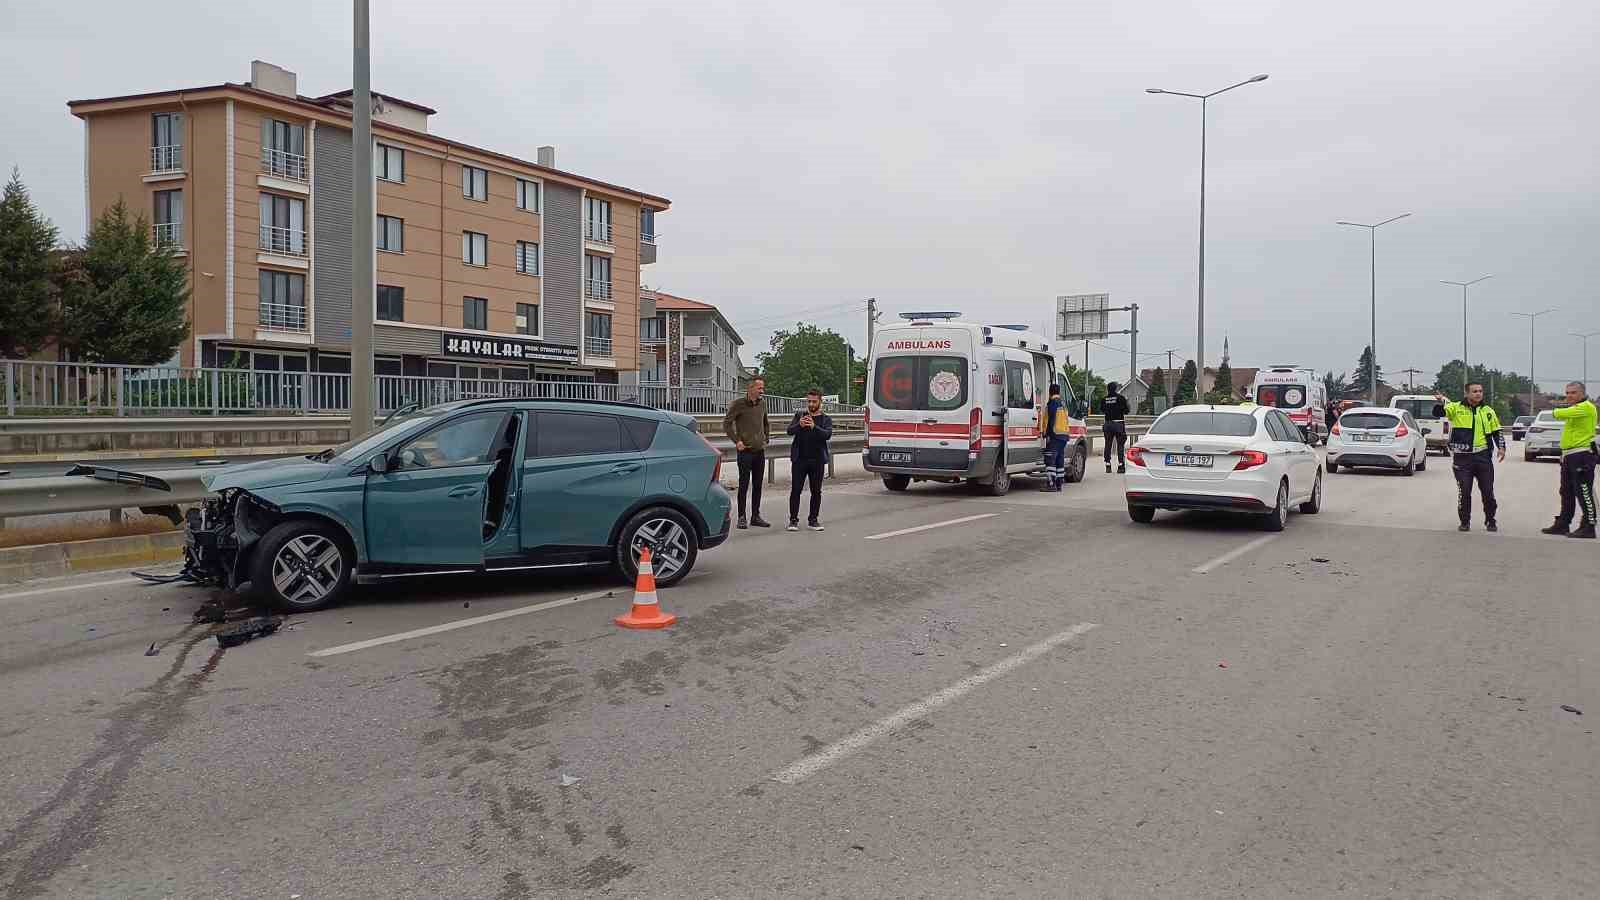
[616,506,698,588]
[250,520,354,612]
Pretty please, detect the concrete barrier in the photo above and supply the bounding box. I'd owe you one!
[0,531,184,584]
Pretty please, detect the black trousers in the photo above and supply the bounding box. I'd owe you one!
[736,448,765,516]
[1453,451,1497,525]
[789,457,824,522]
[1103,421,1127,465]
[1557,449,1597,527]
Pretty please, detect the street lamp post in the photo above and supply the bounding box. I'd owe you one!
[1511,308,1557,415]
[1441,275,1493,389]
[1573,330,1600,397]
[1337,214,1411,405]
[1146,73,1269,382]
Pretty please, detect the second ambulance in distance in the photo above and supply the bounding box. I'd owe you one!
[864,312,1088,495]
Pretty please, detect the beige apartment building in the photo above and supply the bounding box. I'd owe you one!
[68,60,666,387]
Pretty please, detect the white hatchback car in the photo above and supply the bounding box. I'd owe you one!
[1326,407,1428,475]
[1525,410,1562,461]
[1125,404,1323,531]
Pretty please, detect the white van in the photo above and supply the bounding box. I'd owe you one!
[1390,394,1451,455]
[865,313,1087,495]
[1250,366,1329,444]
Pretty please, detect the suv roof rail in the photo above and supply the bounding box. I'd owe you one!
[455,396,661,414]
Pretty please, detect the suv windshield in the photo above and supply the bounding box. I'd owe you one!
[1341,413,1400,430]
[1150,412,1258,437]
[1255,384,1307,409]
[317,411,438,462]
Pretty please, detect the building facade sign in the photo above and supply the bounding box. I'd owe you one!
[441,332,579,364]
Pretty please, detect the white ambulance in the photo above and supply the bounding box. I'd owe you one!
[864,313,1088,495]
[1249,366,1330,444]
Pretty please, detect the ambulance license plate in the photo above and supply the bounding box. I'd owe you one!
[1164,453,1213,468]
[880,451,913,464]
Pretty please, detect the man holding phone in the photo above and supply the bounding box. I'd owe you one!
[785,388,834,531]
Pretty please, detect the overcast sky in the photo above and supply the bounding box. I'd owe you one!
[5,0,1598,388]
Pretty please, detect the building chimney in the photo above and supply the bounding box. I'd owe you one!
[249,61,298,98]
[537,146,555,168]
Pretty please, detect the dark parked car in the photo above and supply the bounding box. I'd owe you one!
[1511,415,1534,441]
[161,399,731,611]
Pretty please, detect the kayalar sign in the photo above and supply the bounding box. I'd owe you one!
[441,332,579,364]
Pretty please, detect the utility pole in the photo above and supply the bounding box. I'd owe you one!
[1398,367,1423,391]
[842,342,850,408]
[865,298,878,357]
[1128,303,1139,388]
[349,0,376,438]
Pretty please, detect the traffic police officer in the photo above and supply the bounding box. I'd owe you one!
[1541,381,1597,539]
[1435,385,1505,532]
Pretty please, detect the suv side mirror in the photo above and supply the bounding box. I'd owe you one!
[369,451,391,474]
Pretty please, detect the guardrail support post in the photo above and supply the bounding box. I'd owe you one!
[116,367,125,416]
[4,361,13,416]
[109,507,123,525]
[767,455,776,485]
[828,453,836,479]
[210,370,221,416]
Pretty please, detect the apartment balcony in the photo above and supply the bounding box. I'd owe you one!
[258,301,309,334]
[152,222,183,251]
[585,336,614,358]
[584,218,614,251]
[585,279,613,303]
[260,149,311,194]
[640,227,658,265]
[258,226,310,267]
[147,145,184,180]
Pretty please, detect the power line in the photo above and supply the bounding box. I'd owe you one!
[733,300,867,331]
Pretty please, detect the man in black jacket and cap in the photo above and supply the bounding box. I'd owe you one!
[786,388,833,532]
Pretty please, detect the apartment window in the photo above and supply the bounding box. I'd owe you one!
[640,316,666,341]
[585,254,612,299]
[377,215,404,252]
[462,231,488,267]
[515,241,539,275]
[463,296,488,330]
[585,197,612,243]
[517,302,539,336]
[152,189,182,245]
[261,118,308,181]
[259,193,307,256]
[640,208,655,243]
[516,179,539,211]
[151,113,182,172]
[259,270,307,331]
[586,311,613,357]
[461,165,487,202]
[377,285,405,322]
[377,143,405,182]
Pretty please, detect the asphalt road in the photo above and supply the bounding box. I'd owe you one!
[1,451,1595,898]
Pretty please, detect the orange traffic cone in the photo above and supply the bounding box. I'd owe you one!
[615,546,676,629]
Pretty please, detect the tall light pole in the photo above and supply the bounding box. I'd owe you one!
[1511,308,1557,415]
[1146,73,1269,382]
[1573,330,1599,396]
[1337,213,1411,405]
[1441,275,1493,388]
[349,0,376,437]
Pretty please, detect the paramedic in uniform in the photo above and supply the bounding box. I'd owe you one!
[1042,384,1069,491]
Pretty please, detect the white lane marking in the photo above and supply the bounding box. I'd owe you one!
[863,513,998,541]
[771,622,1099,785]
[1191,534,1280,574]
[0,576,143,604]
[309,587,619,657]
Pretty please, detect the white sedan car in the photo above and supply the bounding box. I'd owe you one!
[1326,407,1428,475]
[1525,410,1562,461]
[1125,404,1323,531]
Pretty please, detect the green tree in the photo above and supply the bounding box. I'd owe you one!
[1059,357,1106,410]
[0,169,60,358]
[1141,367,1167,414]
[1351,345,1384,399]
[1321,370,1352,401]
[1205,360,1235,403]
[56,199,189,364]
[1174,359,1199,405]
[1432,360,1534,421]
[755,322,855,402]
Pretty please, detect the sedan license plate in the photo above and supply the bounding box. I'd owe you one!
[880,451,913,464]
[1164,453,1213,468]
[1351,433,1382,442]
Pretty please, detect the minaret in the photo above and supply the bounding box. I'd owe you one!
[1222,336,1231,367]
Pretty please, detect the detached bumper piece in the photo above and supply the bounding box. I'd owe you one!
[215,616,284,648]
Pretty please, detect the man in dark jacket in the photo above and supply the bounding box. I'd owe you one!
[786,388,833,531]
[1101,382,1130,474]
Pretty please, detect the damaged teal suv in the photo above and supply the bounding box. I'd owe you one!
[168,399,731,611]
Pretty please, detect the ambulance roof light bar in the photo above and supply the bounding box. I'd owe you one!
[898,311,963,321]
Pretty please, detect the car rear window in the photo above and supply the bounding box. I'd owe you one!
[1341,413,1401,430]
[1255,384,1308,408]
[620,417,659,450]
[534,412,627,456]
[874,356,968,411]
[1537,411,1557,422]
[1149,412,1258,436]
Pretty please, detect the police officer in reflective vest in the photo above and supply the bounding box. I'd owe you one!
[1435,385,1505,532]
[1540,381,1597,539]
